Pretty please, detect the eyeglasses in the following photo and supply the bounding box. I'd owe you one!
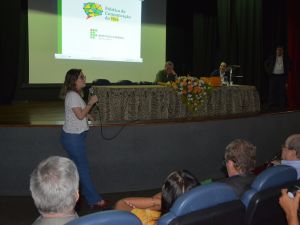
[222,158,237,166]
[78,75,86,80]
[222,159,228,167]
[282,144,287,149]
[282,144,294,150]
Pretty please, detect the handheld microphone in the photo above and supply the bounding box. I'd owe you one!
[89,87,95,96]
[88,87,99,108]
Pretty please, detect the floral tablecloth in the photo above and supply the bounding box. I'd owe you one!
[91,85,260,123]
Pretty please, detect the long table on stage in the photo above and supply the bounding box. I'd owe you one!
[91,85,261,122]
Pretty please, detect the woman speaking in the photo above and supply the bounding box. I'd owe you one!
[60,68,106,209]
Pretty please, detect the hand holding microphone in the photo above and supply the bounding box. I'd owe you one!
[88,95,98,106]
[88,87,98,106]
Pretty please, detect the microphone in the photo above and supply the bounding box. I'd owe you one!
[88,87,99,108]
[89,87,95,96]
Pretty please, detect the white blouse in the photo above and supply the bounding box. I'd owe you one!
[63,91,89,134]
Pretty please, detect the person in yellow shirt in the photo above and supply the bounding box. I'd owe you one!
[115,170,199,225]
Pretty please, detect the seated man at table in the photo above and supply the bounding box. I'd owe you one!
[211,61,229,85]
[219,139,256,197]
[155,61,177,83]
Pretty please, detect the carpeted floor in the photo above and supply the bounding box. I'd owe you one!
[0,189,160,225]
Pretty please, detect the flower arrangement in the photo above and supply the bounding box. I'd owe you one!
[168,76,212,112]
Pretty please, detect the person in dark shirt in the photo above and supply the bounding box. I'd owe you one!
[155,61,177,83]
[210,61,229,85]
[219,139,256,197]
[264,46,292,111]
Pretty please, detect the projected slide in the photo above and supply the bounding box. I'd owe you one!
[55,0,142,62]
[28,0,166,84]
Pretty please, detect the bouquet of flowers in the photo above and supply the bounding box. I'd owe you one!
[168,76,212,112]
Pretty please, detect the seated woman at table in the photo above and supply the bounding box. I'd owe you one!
[155,61,177,84]
[114,170,199,225]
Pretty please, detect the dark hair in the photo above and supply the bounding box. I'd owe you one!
[61,69,82,97]
[165,61,174,68]
[161,170,199,215]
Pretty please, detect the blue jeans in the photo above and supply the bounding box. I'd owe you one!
[61,129,102,205]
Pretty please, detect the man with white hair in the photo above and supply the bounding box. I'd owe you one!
[30,156,79,225]
[281,134,300,178]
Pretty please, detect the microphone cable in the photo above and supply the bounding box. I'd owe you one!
[93,103,139,141]
[89,87,139,141]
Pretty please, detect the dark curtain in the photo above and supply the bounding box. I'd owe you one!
[261,0,288,106]
[217,0,236,63]
[234,0,262,86]
[166,1,194,75]
[192,13,218,75]
[192,0,262,88]
[0,1,22,104]
[287,0,300,109]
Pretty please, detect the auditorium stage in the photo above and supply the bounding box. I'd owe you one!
[0,98,260,126]
[1,101,300,196]
[0,100,65,126]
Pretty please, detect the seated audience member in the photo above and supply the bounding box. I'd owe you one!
[30,156,79,225]
[281,134,300,178]
[115,170,199,225]
[210,61,229,84]
[155,61,177,83]
[219,139,256,197]
[279,188,300,225]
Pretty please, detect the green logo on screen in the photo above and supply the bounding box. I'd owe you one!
[90,28,98,39]
[83,2,103,19]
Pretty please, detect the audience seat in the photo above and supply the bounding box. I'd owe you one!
[241,165,298,225]
[65,210,142,225]
[158,182,245,225]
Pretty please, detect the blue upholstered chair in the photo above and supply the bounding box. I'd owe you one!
[158,182,245,225]
[241,165,298,225]
[65,210,142,225]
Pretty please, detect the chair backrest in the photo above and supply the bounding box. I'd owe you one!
[158,182,245,225]
[115,80,134,85]
[241,165,297,207]
[65,210,142,225]
[241,165,298,225]
[92,79,111,86]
